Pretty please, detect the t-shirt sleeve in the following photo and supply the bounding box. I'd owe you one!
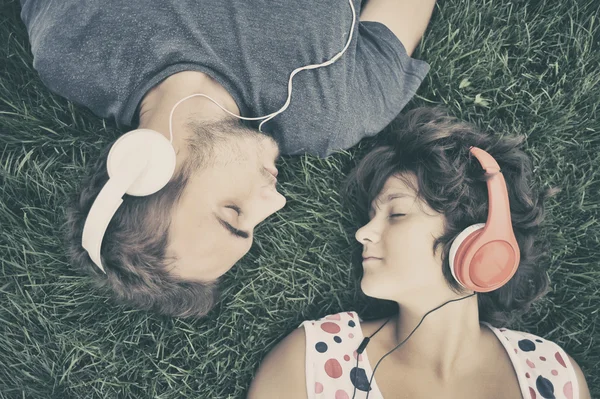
[353,21,430,127]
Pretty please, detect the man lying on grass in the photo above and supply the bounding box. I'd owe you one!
[18,0,435,317]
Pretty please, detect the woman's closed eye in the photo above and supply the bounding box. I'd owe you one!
[389,213,406,219]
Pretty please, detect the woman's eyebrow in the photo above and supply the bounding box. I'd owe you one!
[383,193,413,202]
[370,192,414,213]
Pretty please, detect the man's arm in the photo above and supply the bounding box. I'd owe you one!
[247,327,308,399]
[360,0,436,56]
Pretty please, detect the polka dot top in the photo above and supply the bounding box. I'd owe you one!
[300,312,579,399]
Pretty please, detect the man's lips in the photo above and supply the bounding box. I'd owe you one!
[266,166,279,178]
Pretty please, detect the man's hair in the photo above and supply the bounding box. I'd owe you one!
[64,119,250,318]
[346,107,552,326]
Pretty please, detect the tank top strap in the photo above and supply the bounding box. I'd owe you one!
[483,322,579,399]
[300,311,374,398]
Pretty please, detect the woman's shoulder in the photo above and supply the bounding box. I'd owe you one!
[248,311,361,399]
[248,326,307,399]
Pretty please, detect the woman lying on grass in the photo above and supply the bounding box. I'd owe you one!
[249,108,591,399]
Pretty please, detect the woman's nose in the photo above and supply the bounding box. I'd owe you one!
[355,220,379,245]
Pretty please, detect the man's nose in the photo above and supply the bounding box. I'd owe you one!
[248,191,286,227]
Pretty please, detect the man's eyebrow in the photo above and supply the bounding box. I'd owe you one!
[215,215,250,239]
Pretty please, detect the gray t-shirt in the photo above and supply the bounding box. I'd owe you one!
[20,0,429,157]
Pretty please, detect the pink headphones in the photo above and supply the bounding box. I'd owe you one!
[448,147,520,292]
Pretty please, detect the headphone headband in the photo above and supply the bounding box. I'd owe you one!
[469,147,514,235]
[81,130,177,273]
[81,156,148,272]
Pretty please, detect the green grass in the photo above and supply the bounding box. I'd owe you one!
[1,0,598,397]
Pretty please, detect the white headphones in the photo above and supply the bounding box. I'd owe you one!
[81,0,358,273]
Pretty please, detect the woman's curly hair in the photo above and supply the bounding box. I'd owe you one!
[346,107,552,326]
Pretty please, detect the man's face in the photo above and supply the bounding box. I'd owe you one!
[167,131,286,282]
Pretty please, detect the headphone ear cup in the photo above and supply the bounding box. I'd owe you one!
[107,129,177,196]
[449,223,485,289]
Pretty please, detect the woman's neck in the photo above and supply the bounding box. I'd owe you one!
[380,294,485,381]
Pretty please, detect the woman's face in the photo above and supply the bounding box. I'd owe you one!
[355,173,451,304]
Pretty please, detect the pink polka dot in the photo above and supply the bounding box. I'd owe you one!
[555,351,567,368]
[321,322,341,334]
[563,381,573,399]
[353,351,363,362]
[312,322,315,325]
[347,312,355,318]
[348,333,354,339]
[324,358,343,379]
[344,355,351,362]
[315,382,323,394]
[326,314,342,321]
[525,372,530,378]
[526,359,536,368]
[529,387,536,399]
[539,356,546,361]
[335,390,350,399]
[515,349,518,354]
[551,370,558,376]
